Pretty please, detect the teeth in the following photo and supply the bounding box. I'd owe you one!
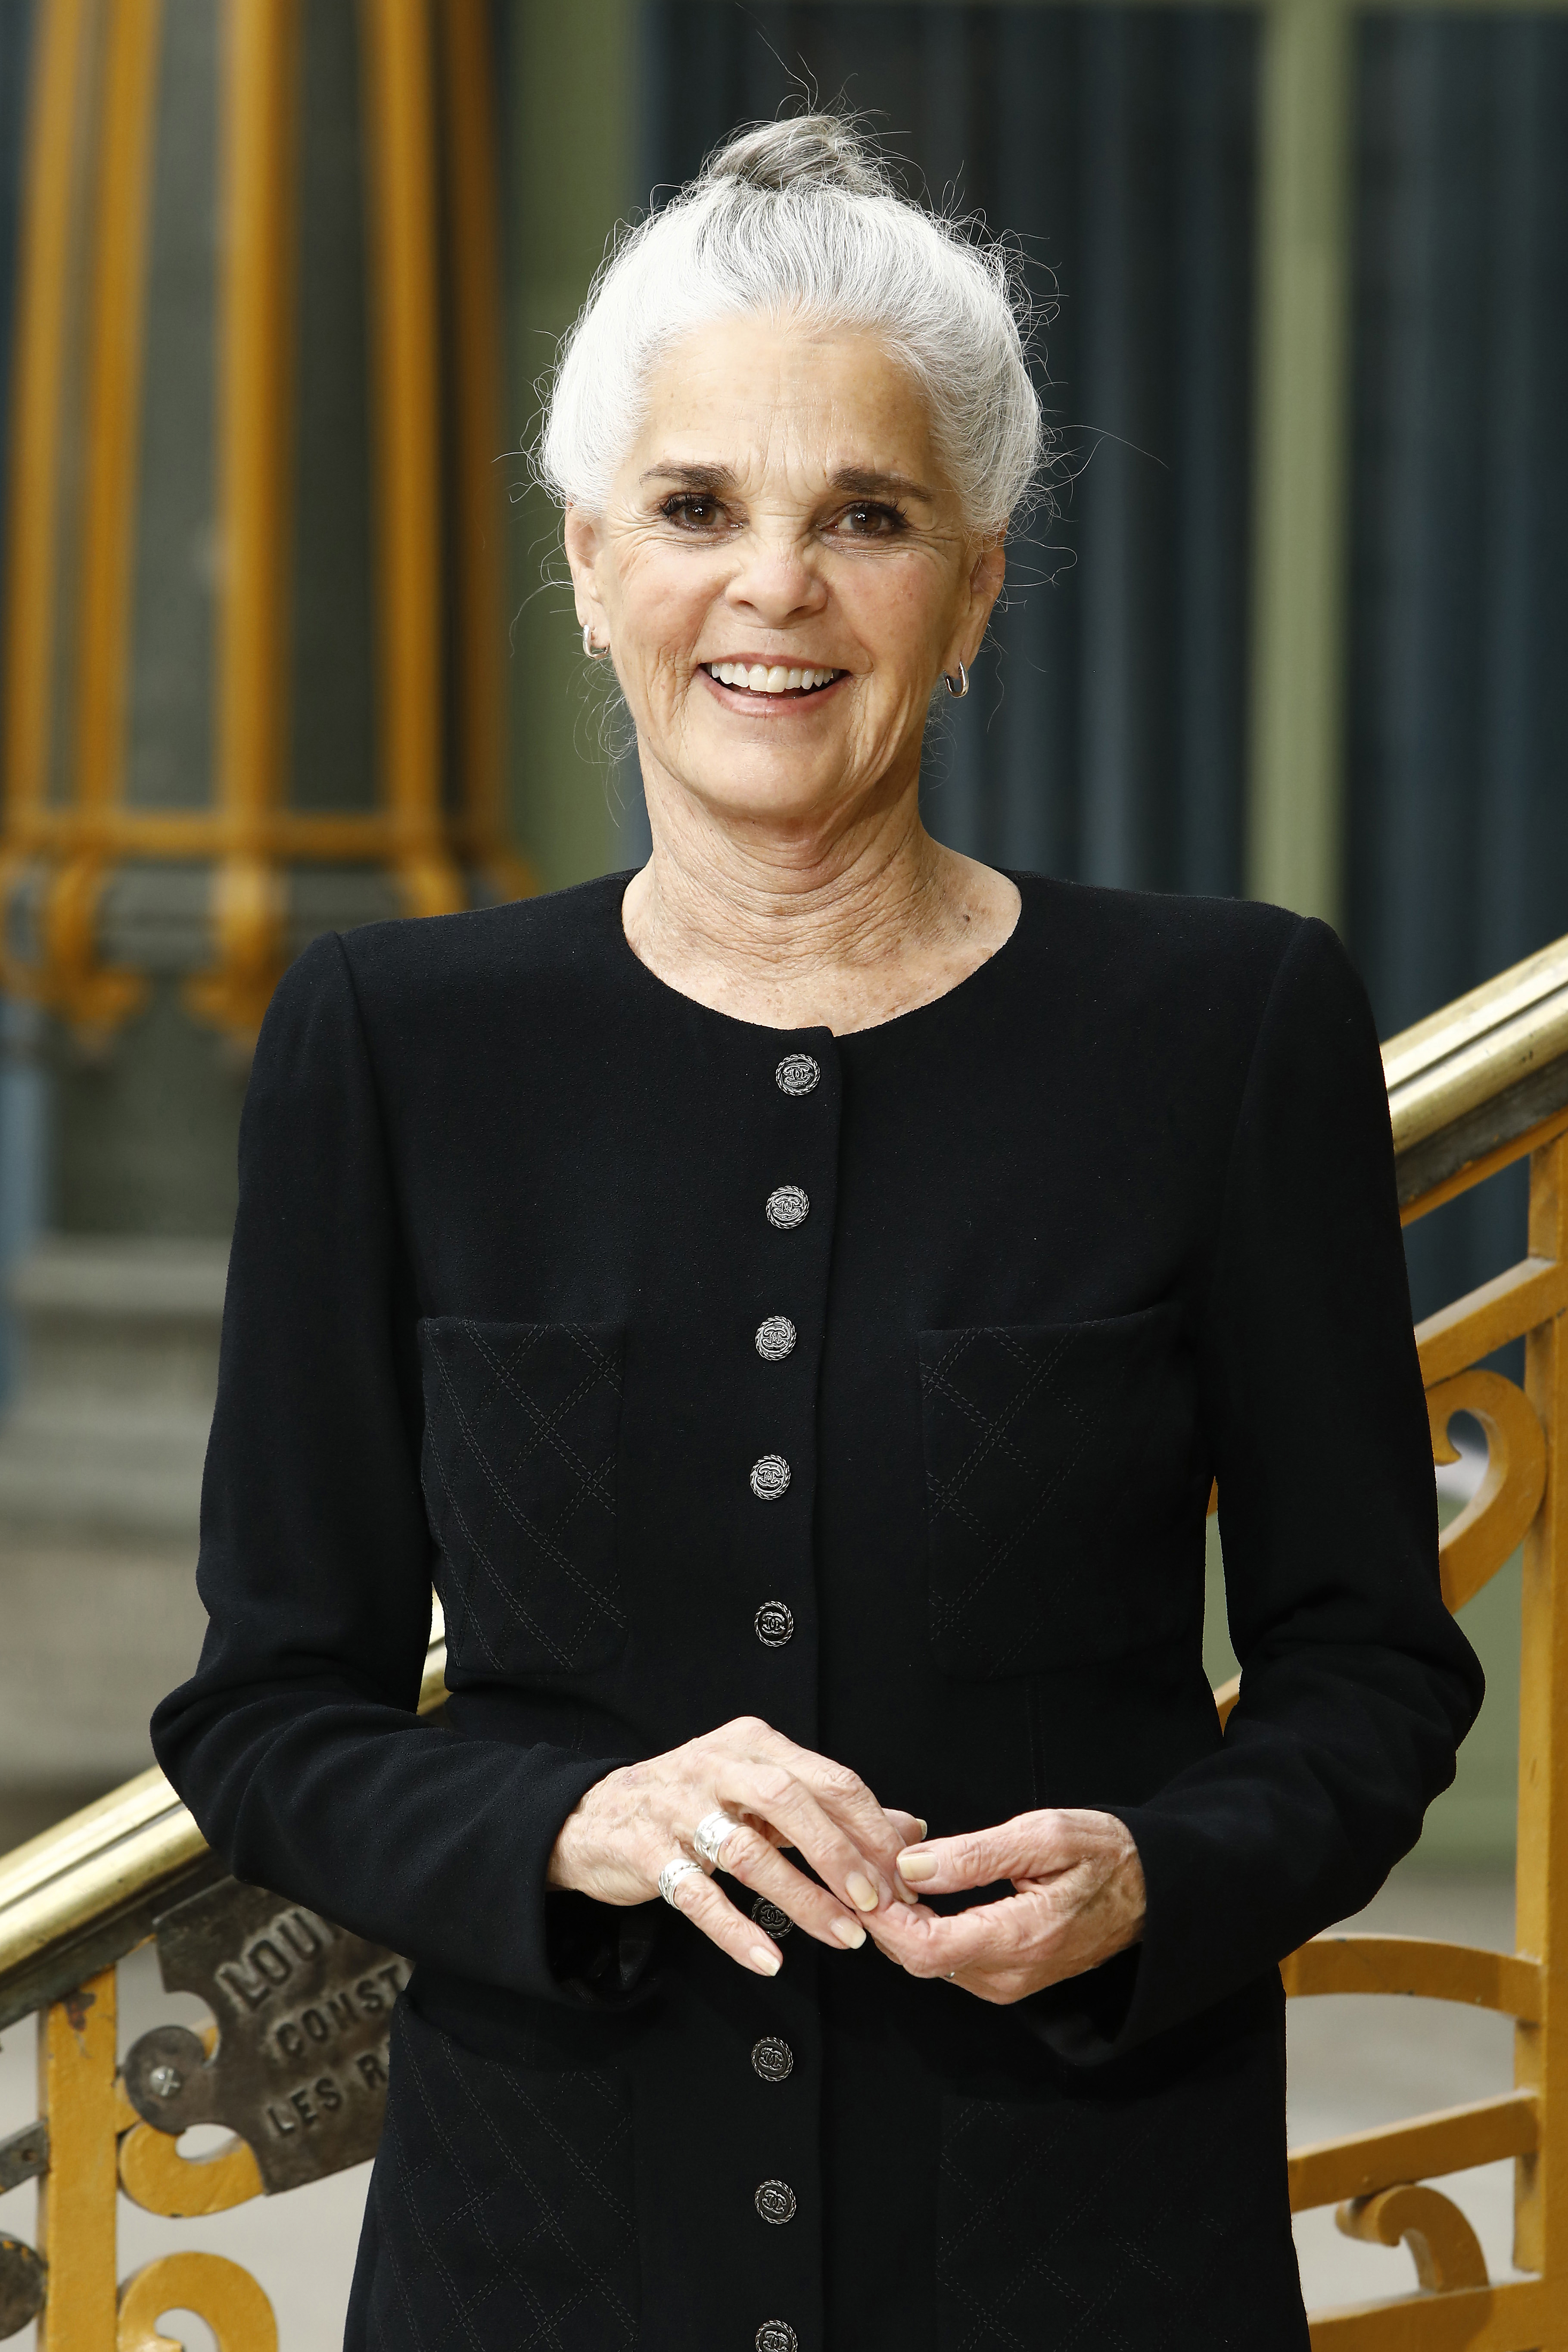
[706,663,839,693]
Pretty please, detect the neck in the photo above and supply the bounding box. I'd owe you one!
[621,751,1020,1034]
[636,776,942,973]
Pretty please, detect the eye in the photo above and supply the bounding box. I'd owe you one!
[831,501,907,540]
[660,492,726,531]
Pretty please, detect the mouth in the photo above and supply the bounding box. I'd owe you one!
[700,660,846,702]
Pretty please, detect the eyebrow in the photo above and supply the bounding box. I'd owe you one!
[828,465,935,504]
[638,461,936,503]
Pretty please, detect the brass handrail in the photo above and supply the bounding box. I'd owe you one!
[2,931,1567,2018]
[0,1601,448,2026]
[1384,932,1568,1210]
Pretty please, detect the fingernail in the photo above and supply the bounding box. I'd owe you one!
[897,1852,936,1883]
[914,1819,928,1840]
[846,1872,879,1912]
[750,1947,782,1975]
[832,1917,867,1950]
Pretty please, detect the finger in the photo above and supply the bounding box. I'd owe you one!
[712,1821,869,1953]
[868,1888,1047,1981]
[714,1761,908,1916]
[884,1810,927,1846]
[711,1720,921,1900]
[896,1810,1073,1894]
[733,1725,918,1890]
[666,1864,786,1977]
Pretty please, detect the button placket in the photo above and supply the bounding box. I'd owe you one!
[743,1058,827,2352]
[753,1058,818,1653]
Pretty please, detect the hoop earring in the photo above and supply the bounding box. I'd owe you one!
[944,660,970,701]
[582,621,610,660]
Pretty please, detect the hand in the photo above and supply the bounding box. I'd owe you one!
[866,1808,1146,2005]
[548,1714,924,1978]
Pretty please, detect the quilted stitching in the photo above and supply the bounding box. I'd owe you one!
[937,2094,1196,2352]
[919,1312,1186,1679]
[419,1320,625,1679]
[936,2075,1302,2352]
[361,2002,639,2351]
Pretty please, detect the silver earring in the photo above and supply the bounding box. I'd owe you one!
[582,621,609,660]
[944,660,969,700]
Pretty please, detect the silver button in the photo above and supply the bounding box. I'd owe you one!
[755,1315,796,1362]
[755,2179,797,2226]
[755,1600,794,1648]
[775,1053,820,1098]
[750,1454,790,1502]
[757,2326,798,2352]
[751,2036,793,2084]
[751,1894,793,1937]
[765,1185,809,1230]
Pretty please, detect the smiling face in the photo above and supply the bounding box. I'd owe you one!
[564,312,1004,846]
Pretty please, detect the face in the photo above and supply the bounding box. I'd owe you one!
[564,312,1005,841]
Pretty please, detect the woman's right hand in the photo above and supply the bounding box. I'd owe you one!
[547,1715,926,1976]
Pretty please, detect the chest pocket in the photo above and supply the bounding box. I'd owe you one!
[419,1318,626,1680]
[920,1305,1191,1679]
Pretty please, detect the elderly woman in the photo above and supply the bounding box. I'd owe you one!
[155,117,1480,2352]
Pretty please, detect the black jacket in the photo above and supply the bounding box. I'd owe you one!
[152,871,1482,2352]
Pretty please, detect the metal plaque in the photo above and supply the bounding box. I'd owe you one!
[122,1878,408,2194]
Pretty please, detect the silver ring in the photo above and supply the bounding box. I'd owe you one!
[658,1857,704,1907]
[693,1810,743,1869]
[943,659,969,700]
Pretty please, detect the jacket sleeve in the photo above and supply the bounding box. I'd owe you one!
[1041,916,1484,2062]
[150,932,623,2005]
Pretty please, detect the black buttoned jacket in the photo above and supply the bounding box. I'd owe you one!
[152,872,1481,2352]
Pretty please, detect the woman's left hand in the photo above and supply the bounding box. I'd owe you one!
[865,1808,1146,2004]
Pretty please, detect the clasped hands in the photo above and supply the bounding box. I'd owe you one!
[547,1715,1146,2003]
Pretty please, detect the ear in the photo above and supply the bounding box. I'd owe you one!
[944,539,1006,676]
[967,539,1006,638]
[563,505,609,636]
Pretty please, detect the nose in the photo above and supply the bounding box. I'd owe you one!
[725,528,828,627]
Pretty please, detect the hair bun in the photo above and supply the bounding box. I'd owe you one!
[706,115,889,198]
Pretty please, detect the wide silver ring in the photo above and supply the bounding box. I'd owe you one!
[693,1810,743,1869]
[658,1857,704,1908]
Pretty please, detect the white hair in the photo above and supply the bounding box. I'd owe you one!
[538,115,1043,541]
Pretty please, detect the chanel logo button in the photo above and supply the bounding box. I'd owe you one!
[750,1454,790,1502]
[755,1600,794,1648]
[755,2179,797,2227]
[751,2036,793,2084]
[755,1315,796,1362]
[765,1185,809,1230]
[751,1894,792,1937]
[756,2326,798,2352]
[775,1053,820,1098]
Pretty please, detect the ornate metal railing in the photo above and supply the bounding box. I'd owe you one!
[1,935,1567,2346]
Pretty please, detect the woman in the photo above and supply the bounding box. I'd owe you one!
[154,117,1481,2351]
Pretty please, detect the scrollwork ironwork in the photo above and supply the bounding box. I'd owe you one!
[1336,2182,1489,2294]
[117,2252,277,2352]
[1427,1366,1547,1611]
